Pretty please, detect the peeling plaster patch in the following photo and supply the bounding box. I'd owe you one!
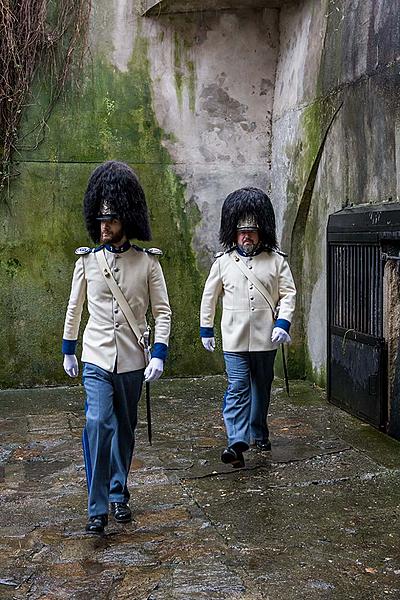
[200,83,248,122]
[199,146,216,163]
[112,0,135,72]
[240,121,257,132]
[260,78,274,96]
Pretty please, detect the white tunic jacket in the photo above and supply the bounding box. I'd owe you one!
[63,246,171,373]
[200,249,296,352]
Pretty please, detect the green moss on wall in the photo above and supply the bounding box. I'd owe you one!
[173,31,196,113]
[174,32,184,109]
[0,29,216,387]
[0,162,90,386]
[284,96,338,382]
[187,60,196,113]
[274,345,326,387]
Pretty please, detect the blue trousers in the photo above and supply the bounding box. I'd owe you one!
[82,362,144,517]
[223,351,277,448]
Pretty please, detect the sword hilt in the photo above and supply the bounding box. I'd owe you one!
[141,326,152,366]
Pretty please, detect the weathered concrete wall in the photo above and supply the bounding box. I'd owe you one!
[272,0,400,384]
[0,1,279,386]
[146,8,279,265]
[2,0,398,388]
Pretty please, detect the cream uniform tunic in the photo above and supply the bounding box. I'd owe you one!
[200,249,296,352]
[63,245,171,373]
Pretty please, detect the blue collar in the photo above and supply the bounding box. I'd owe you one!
[236,244,265,257]
[104,241,131,254]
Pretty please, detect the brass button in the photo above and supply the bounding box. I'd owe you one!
[115,323,119,328]
[248,265,253,270]
[104,269,110,278]
[114,267,119,272]
[250,297,254,301]
[251,307,255,311]
[249,285,253,290]
[114,308,118,313]
[235,257,239,262]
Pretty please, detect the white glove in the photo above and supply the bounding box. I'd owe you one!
[144,357,164,382]
[202,337,215,352]
[63,354,79,377]
[271,327,291,345]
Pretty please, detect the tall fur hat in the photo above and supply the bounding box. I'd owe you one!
[219,187,277,249]
[83,160,151,243]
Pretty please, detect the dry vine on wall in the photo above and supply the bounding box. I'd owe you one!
[0,0,91,196]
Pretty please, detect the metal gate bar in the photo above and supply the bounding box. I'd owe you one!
[329,243,383,338]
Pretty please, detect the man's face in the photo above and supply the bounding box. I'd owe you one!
[236,229,260,254]
[100,218,126,246]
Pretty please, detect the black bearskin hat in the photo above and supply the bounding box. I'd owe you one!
[219,187,277,249]
[83,161,151,243]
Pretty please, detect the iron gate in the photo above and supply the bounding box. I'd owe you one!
[327,203,400,430]
[327,237,386,428]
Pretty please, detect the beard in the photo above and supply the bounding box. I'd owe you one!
[100,229,125,246]
[238,240,258,255]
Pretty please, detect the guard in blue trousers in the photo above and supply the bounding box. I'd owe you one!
[62,161,171,534]
[200,188,296,468]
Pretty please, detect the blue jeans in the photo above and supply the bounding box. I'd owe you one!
[223,351,277,448]
[82,363,144,517]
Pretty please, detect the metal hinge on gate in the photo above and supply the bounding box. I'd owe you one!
[382,253,400,262]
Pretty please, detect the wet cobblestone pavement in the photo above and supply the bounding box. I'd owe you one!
[1,376,400,599]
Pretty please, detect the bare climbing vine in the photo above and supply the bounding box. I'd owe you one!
[0,0,91,196]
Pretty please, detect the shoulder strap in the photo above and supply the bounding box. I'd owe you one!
[95,250,145,346]
[230,251,277,314]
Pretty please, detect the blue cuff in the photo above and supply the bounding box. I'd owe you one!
[62,339,77,354]
[151,342,168,361]
[200,327,214,338]
[274,319,291,333]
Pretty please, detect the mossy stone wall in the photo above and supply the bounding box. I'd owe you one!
[1,1,280,387]
[0,18,223,387]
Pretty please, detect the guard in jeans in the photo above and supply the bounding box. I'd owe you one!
[62,161,171,533]
[200,187,296,468]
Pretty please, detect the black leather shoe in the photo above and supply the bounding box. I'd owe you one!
[85,514,108,534]
[221,447,245,468]
[255,439,272,452]
[110,502,132,523]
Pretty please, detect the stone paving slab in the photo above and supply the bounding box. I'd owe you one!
[0,376,400,599]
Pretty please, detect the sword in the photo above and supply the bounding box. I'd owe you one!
[142,327,152,445]
[281,344,290,397]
